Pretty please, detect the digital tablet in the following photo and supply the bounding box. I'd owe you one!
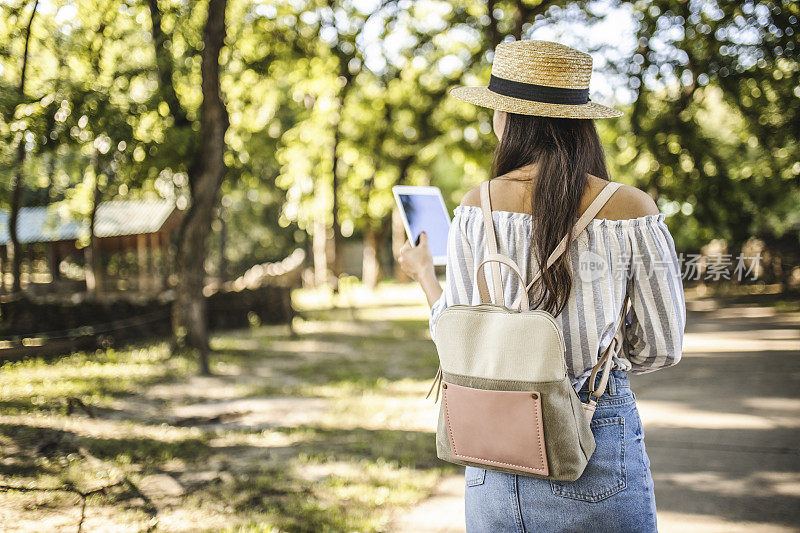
[392,185,451,266]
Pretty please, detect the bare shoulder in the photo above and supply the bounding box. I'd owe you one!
[458,176,659,220]
[459,179,532,213]
[459,184,482,208]
[592,178,659,221]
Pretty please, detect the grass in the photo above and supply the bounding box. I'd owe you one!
[0,344,193,415]
[0,282,455,532]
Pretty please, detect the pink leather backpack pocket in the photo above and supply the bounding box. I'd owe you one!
[442,381,549,476]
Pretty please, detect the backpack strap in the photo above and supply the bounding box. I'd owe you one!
[583,294,630,421]
[479,180,505,305]
[477,179,623,307]
[476,253,530,311]
[526,181,623,291]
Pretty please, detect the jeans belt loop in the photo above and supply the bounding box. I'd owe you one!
[608,370,617,395]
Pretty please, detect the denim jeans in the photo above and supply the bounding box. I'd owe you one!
[464,370,657,533]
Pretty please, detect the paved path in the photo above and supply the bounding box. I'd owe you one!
[392,298,800,532]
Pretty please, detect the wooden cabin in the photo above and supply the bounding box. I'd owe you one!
[0,200,180,295]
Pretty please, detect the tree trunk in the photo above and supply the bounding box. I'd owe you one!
[362,216,391,290]
[47,245,60,283]
[0,248,5,293]
[84,154,103,296]
[9,153,24,293]
[362,227,379,289]
[312,218,328,287]
[0,245,7,291]
[391,207,410,282]
[8,0,38,294]
[329,96,343,290]
[312,167,329,287]
[25,244,35,284]
[511,0,551,41]
[217,207,227,284]
[173,0,228,375]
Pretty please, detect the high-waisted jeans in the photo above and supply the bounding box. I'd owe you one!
[464,370,657,533]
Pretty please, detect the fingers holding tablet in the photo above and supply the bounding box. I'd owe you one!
[397,232,433,281]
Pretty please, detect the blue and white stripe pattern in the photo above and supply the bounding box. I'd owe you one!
[429,205,686,392]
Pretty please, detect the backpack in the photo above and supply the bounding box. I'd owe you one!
[429,179,628,481]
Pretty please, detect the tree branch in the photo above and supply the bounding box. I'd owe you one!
[145,0,190,127]
[18,0,38,94]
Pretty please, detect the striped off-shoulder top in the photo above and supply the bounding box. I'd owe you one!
[429,205,686,392]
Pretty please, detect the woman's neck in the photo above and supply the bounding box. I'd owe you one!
[496,161,539,182]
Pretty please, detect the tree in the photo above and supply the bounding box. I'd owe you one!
[175,0,229,374]
[142,0,229,373]
[606,0,799,279]
[7,0,38,293]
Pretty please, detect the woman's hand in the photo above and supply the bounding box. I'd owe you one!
[397,232,443,307]
[397,232,434,282]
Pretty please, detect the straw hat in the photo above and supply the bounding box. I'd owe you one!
[449,40,622,119]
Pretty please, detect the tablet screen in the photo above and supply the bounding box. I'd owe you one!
[395,189,451,265]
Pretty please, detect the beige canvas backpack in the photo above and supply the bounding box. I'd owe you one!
[429,180,628,481]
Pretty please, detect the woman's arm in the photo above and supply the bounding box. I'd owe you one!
[398,209,475,343]
[396,232,443,308]
[624,215,686,372]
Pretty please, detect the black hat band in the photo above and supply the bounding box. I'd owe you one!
[488,74,590,105]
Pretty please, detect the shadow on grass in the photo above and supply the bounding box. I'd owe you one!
[253,425,458,473]
[0,423,213,471]
[0,376,177,416]
[204,425,459,532]
[1,420,456,532]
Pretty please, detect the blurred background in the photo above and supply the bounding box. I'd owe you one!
[0,0,798,531]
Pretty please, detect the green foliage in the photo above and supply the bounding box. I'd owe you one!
[1,0,796,281]
[607,0,800,250]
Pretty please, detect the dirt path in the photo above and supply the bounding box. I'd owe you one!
[391,297,800,532]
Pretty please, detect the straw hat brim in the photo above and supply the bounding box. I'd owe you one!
[450,85,623,119]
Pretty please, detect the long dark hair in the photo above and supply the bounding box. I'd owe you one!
[491,112,609,315]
